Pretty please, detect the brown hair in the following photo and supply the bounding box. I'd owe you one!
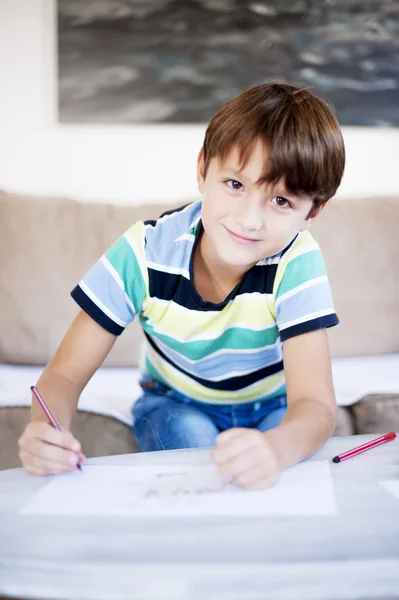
[202,82,345,214]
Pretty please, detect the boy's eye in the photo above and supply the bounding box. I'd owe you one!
[226,179,244,191]
[272,196,291,208]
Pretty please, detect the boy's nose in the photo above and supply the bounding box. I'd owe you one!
[235,203,263,232]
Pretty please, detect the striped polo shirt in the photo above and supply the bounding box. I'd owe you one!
[71,201,338,404]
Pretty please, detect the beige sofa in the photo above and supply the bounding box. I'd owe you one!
[0,191,398,471]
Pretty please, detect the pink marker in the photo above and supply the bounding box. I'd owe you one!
[30,385,83,471]
[332,432,396,463]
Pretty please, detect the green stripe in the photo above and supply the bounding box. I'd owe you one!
[139,316,279,360]
[106,236,146,313]
[144,356,171,387]
[277,250,326,298]
[266,382,287,401]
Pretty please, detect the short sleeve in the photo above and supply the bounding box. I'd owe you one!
[71,221,148,335]
[274,233,339,342]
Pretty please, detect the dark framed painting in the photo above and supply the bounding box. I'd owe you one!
[58,0,399,125]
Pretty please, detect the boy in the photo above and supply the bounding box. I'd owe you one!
[19,82,345,490]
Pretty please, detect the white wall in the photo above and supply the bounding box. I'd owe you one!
[1,0,399,205]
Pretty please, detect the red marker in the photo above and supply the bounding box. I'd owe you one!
[332,432,396,463]
[30,385,83,471]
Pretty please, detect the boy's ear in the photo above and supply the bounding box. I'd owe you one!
[303,204,324,230]
[197,148,205,193]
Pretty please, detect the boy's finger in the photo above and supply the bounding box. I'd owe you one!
[19,449,73,475]
[213,434,255,464]
[24,464,45,477]
[29,422,81,452]
[233,464,273,487]
[217,452,258,478]
[242,473,279,491]
[216,428,246,446]
[29,439,80,468]
[34,457,75,474]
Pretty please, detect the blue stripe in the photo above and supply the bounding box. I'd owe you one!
[82,261,135,324]
[144,201,201,270]
[152,337,283,380]
[145,333,284,391]
[277,281,334,327]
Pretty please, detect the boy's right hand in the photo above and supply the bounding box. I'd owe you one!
[18,422,84,476]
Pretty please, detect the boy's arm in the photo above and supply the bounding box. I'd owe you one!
[31,310,118,428]
[213,328,337,489]
[265,327,337,469]
[19,310,117,475]
[213,238,338,488]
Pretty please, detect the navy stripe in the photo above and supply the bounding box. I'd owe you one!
[145,333,284,391]
[148,264,278,311]
[159,204,191,219]
[147,269,204,309]
[280,314,339,342]
[281,233,298,257]
[71,285,124,336]
[144,203,191,228]
[238,264,277,296]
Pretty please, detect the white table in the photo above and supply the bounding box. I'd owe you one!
[0,435,399,600]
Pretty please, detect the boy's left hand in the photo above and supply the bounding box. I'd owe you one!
[211,428,280,490]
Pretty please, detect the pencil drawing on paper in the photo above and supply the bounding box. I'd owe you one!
[22,462,338,517]
[144,469,232,497]
[117,467,236,509]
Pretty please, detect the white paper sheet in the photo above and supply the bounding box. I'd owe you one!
[379,480,399,501]
[21,460,337,517]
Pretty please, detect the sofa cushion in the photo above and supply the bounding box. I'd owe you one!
[350,394,399,434]
[312,197,399,357]
[71,410,139,457]
[335,406,355,436]
[0,191,180,366]
[0,364,142,426]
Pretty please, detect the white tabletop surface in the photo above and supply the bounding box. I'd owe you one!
[0,435,399,600]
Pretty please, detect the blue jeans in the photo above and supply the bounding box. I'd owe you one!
[132,376,287,452]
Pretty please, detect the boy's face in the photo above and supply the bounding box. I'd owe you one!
[197,140,320,273]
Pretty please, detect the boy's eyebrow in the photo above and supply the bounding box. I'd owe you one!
[220,166,245,177]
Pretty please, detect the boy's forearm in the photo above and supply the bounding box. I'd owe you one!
[31,367,80,430]
[264,399,337,470]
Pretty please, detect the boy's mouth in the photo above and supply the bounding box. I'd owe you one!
[224,226,261,245]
